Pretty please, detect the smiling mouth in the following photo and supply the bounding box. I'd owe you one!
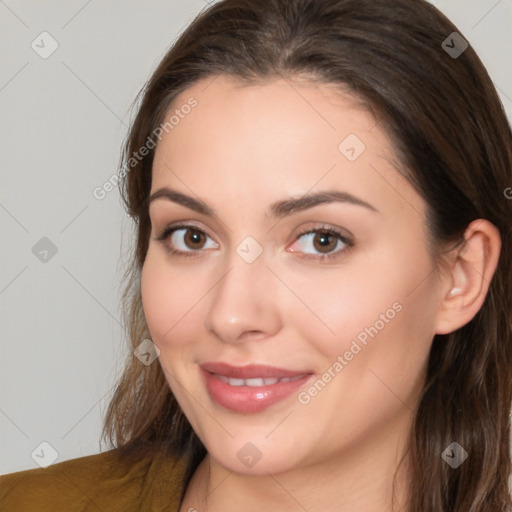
[200,364,315,414]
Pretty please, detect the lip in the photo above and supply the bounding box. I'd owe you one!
[199,362,314,414]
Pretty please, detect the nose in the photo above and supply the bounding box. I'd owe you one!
[203,249,282,345]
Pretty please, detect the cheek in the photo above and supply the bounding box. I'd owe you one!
[280,255,405,355]
[140,252,206,350]
[141,256,168,340]
[287,236,437,371]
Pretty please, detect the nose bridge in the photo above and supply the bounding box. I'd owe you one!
[204,239,280,343]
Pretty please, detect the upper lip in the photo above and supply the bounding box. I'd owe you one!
[200,362,313,379]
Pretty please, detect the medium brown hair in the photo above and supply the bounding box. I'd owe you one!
[102,0,512,509]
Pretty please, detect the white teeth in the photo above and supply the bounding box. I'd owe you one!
[215,374,306,386]
[245,378,266,387]
[221,377,245,386]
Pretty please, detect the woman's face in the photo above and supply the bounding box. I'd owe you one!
[141,75,445,475]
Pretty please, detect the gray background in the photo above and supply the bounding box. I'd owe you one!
[1,0,511,474]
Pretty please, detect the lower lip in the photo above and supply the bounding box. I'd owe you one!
[201,368,313,414]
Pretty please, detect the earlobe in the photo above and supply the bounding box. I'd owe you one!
[434,219,501,335]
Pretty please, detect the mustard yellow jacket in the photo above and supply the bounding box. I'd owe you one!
[0,449,187,511]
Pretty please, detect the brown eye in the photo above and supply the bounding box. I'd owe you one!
[156,224,219,257]
[312,231,338,253]
[183,229,207,250]
[288,226,354,261]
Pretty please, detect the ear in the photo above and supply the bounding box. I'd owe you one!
[434,219,501,335]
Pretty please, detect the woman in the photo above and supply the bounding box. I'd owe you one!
[1,0,511,510]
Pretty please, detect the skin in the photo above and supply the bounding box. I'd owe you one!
[140,75,501,512]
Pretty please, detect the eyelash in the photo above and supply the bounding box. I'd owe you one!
[155,223,354,262]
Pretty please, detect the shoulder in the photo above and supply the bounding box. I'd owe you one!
[0,448,187,512]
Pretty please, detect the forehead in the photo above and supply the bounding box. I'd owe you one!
[150,75,426,222]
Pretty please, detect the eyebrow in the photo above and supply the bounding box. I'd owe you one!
[148,187,379,218]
